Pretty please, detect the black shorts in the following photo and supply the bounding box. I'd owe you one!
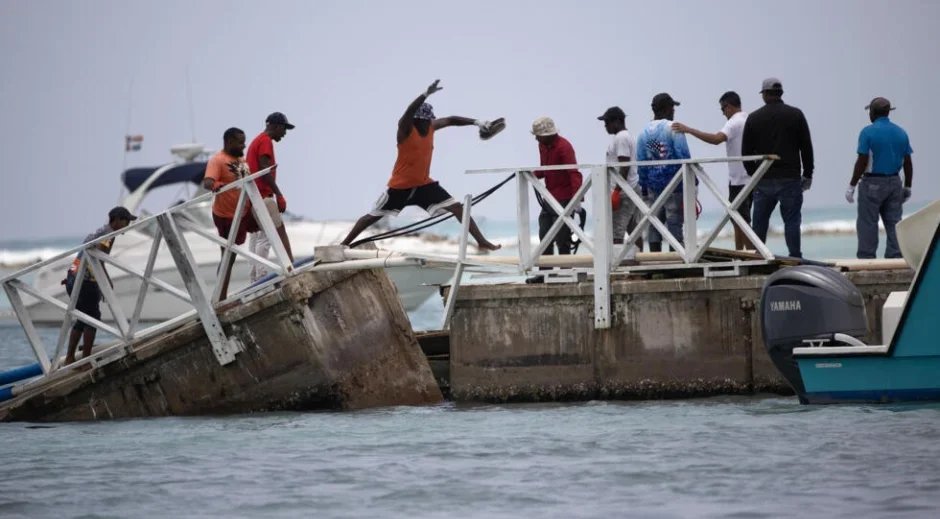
[369,181,456,217]
[728,184,752,224]
[65,274,101,332]
[212,213,251,245]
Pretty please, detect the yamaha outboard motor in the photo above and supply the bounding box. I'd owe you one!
[760,266,868,394]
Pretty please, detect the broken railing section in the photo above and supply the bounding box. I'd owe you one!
[465,155,778,329]
[1,166,290,377]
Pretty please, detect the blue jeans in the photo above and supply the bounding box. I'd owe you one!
[856,175,903,259]
[647,189,684,246]
[751,178,803,258]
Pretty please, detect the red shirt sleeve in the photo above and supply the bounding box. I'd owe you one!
[257,136,274,164]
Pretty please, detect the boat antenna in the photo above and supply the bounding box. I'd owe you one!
[118,75,136,203]
[185,66,197,143]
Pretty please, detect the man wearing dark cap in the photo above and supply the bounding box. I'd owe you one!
[741,77,814,258]
[635,93,691,252]
[341,80,501,251]
[845,97,913,259]
[246,112,296,282]
[598,106,641,255]
[62,206,137,365]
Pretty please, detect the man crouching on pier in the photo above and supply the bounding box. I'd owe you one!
[340,80,501,251]
[63,206,137,365]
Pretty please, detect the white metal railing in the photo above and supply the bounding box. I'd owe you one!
[465,155,778,329]
[1,165,290,379]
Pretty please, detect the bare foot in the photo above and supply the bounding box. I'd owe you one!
[477,241,501,252]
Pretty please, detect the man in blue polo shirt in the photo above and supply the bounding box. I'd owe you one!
[845,97,914,259]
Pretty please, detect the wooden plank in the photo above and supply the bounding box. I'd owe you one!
[831,259,911,271]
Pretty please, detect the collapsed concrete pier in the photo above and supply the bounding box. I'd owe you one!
[447,266,912,402]
[1,267,442,422]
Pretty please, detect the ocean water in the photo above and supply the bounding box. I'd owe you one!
[3,206,939,518]
[1,357,939,518]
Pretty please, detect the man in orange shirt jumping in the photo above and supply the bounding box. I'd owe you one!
[340,80,500,251]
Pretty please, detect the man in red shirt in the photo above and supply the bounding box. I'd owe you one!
[531,116,582,257]
[245,112,295,282]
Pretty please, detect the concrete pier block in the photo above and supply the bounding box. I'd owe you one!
[2,267,442,421]
[449,268,913,402]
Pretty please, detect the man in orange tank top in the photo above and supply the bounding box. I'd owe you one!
[340,80,501,251]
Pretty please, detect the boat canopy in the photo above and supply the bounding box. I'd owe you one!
[122,162,207,193]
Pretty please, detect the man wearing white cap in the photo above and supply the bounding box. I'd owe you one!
[531,116,583,258]
[845,97,913,259]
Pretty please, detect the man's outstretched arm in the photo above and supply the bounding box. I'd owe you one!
[398,80,442,143]
[432,115,480,130]
[672,122,727,145]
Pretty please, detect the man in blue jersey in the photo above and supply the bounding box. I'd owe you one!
[845,97,914,259]
[635,93,691,252]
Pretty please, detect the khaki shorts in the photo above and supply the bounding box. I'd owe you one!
[612,186,641,239]
[260,197,283,227]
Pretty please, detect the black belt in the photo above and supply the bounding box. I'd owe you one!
[863,172,898,177]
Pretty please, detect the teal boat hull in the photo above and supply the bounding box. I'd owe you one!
[796,355,940,404]
[779,205,940,404]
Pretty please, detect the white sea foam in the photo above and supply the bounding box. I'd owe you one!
[0,247,68,268]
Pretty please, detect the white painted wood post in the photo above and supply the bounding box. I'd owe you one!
[682,164,699,262]
[87,250,130,340]
[52,254,87,368]
[516,171,532,273]
[242,177,292,275]
[441,195,473,330]
[157,213,243,365]
[591,166,611,329]
[3,282,52,374]
[212,187,248,303]
[129,229,164,335]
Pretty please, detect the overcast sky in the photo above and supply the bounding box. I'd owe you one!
[1,0,937,240]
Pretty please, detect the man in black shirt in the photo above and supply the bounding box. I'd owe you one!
[742,77,814,258]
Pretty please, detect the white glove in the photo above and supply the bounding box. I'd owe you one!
[845,185,855,204]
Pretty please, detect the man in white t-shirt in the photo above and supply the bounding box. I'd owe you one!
[672,91,754,250]
[598,106,642,258]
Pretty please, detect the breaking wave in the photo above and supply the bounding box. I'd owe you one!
[0,247,68,269]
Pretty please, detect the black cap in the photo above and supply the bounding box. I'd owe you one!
[109,206,138,222]
[265,112,295,130]
[865,97,895,112]
[597,106,626,121]
[651,93,680,111]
